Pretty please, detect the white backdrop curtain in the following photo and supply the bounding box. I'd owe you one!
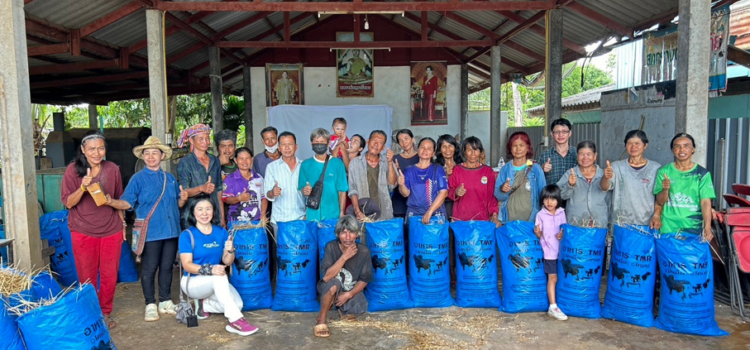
[268,105,393,160]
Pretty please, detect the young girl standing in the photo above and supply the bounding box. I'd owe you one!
[534,184,568,320]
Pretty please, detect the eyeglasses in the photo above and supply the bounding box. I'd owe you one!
[552,131,570,136]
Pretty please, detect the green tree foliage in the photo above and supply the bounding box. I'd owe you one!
[469,60,613,126]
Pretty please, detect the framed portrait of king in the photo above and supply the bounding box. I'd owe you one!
[266,63,304,106]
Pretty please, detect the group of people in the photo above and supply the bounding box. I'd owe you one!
[60,116,717,337]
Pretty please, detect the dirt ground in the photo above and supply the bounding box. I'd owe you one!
[107,269,750,350]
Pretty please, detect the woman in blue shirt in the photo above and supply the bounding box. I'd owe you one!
[108,137,187,322]
[397,137,449,224]
[494,131,546,223]
[178,194,258,336]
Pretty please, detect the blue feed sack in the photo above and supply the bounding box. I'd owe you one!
[31,270,63,301]
[407,217,452,308]
[272,220,319,312]
[317,219,340,270]
[601,225,658,327]
[39,211,79,286]
[229,222,273,311]
[117,241,139,283]
[452,220,501,308]
[18,283,117,350]
[655,233,728,336]
[0,299,25,350]
[364,218,413,311]
[496,220,548,313]
[556,224,607,319]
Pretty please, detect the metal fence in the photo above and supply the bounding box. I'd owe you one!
[708,118,750,209]
[507,123,602,164]
[508,119,749,205]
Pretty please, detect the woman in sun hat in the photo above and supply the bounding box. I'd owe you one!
[107,136,189,322]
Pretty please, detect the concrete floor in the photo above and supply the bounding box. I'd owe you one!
[108,270,750,350]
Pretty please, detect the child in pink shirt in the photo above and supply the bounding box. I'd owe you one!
[534,184,568,321]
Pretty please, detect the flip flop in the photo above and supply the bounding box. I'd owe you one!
[314,324,330,338]
[341,314,357,322]
[105,315,117,329]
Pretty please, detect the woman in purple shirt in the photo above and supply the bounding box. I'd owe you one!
[222,147,268,223]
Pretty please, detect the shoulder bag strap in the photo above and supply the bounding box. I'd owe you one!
[144,171,168,223]
[318,155,330,183]
[179,228,196,304]
[509,164,534,195]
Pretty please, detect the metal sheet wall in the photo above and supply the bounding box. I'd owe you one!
[708,118,750,209]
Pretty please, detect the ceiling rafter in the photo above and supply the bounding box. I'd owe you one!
[565,1,632,38]
[157,1,557,12]
[79,2,144,37]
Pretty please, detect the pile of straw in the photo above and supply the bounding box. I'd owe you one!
[229,217,274,243]
[0,268,31,298]
[328,312,507,350]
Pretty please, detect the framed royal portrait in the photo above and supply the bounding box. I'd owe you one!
[336,32,374,97]
[266,63,304,106]
[410,61,447,125]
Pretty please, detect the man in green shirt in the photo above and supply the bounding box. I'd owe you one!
[654,133,715,240]
[299,128,349,221]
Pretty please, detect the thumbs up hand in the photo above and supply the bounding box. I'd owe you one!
[272,181,282,197]
[179,185,188,201]
[662,174,671,191]
[302,181,313,196]
[568,168,577,187]
[604,160,614,180]
[203,176,216,194]
[397,169,406,187]
[501,178,512,193]
[543,158,552,173]
[456,183,466,197]
[82,168,93,187]
[238,188,251,202]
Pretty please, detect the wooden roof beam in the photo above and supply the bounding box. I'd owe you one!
[164,13,245,65]
[566,1,632,38]
[465,10,546,64]
[497,10,586,54]
[29,59,121,75]
[440,12,544,62]
[217,40,495,49]
[79,2,144,37]
[157,1,556,12]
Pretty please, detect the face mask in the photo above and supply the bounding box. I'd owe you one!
[265,144,278,153]
[312,144,328,155]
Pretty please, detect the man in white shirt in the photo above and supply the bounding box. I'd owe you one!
[263,131,305,224]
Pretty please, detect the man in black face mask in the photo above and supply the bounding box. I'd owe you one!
[298,128,349,221]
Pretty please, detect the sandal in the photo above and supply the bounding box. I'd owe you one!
[314,324,330,338]
[104,315,117,329]
[341,314,357,322]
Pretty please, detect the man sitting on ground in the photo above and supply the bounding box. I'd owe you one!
[314,215,373,338]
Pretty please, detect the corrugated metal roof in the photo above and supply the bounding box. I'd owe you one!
[731,0,750,50]
[25,0,133,30]
[526,83,616,114]
[23,0,692,102]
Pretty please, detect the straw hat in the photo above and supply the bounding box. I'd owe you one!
[133,136,173,160]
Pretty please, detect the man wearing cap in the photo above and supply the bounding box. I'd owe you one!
[107,136,188,322]
[176,124,225,228]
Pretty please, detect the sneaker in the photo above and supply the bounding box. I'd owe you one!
[194,299,210,320]
[144,304,159,322]
[158,300,177,315]
[226,318,259,336]
[548,306,568,320]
